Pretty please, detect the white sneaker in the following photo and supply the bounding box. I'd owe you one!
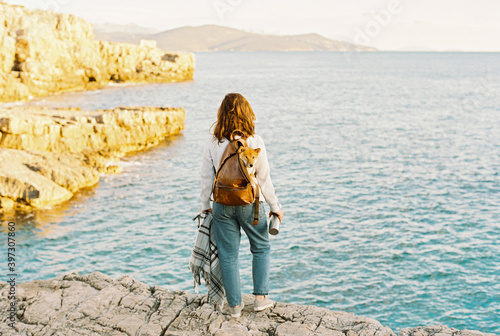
[229,300,245,318]
[254,296,274,312]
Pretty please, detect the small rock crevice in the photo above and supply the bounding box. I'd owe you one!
[160,305,187,336]
[144,297,161,323]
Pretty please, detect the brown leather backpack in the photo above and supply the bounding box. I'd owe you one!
[212,130,260,225]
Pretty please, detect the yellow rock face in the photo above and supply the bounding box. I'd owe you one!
[0,106,185,210]
[0,3,191,211]
[0,3,195,103]
[0,149,85,208]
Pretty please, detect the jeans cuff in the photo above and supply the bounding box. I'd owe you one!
[253,292,269,296]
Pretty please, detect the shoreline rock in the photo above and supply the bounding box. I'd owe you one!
[0,2,195,103]
[0,105,185,211]
[0,271,496,336]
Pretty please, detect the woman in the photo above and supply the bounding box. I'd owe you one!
[200,93,284,317]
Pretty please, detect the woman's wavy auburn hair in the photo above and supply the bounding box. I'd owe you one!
[212,93,256,143]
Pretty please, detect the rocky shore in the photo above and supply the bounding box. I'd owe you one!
[0,271,495,336]
[0,2,193,211]
[0,2,195,103]
[0,105,185,211]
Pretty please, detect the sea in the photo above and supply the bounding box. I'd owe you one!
[1,52,499,333]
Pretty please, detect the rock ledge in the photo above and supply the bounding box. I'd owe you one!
[0,105,184,211]
[0,271,496,336]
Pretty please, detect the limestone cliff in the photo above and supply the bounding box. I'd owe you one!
[0,271,495,336]
[0,2,195,103]
[0,105,185,210]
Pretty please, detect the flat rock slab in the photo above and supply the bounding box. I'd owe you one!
[0,271,495,336]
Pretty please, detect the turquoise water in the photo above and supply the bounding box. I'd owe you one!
[1,52,499,333]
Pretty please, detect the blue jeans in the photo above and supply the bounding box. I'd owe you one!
[212,201,271,307]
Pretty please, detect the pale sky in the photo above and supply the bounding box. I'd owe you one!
[4,0,500,51]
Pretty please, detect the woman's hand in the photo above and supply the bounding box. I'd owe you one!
[202,208,212,214]
[269,209,284,223]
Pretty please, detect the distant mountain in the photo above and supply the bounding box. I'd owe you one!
[93,22,160,35]
[93,24,377,52]
[92,23,160,43]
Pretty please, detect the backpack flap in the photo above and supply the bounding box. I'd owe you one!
[212,132,257,206]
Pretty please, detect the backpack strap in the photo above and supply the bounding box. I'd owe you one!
[253,185,260,225]
[229,129,259,224]
[214,138,246,182]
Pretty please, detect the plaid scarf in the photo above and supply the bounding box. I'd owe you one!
[189,212,225,310]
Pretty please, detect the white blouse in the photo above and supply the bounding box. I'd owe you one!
[200,134,281,213]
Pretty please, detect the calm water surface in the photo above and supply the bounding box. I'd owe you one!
[1,52,499,333]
